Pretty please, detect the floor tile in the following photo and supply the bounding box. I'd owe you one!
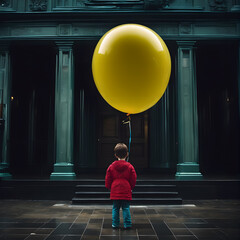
[35,228,54,234]
[89,218,103,224]
[145,209,157,214]
[1,234,29,240]
[70,223,87,229]
[137,227,156,235]
[185,223,217,228]
[99,236,119,240]
[50,223,72,235]
[220,228,240,239]
[119,236,138,240]
[50,223,86,236]
[134,223,152,228]
[189,228,227,240]
[175,236,198,240]
[0,228,38,235]
[25,234,49,240]
[0,218,17,223]
[138,236,158,240]
[101,228,120,236]
[119,228,137,236]
[45,235,64,240]
[151,222,173,236]
[83,228,101,236]
[171,228,193,236]
[86,223,102,229]
[152,236,176,240]
[62,236,81,240]
[81,236,99,240]
[0,222,43,228]
[40,222,60,228]
[183,219,207,223]
[207,219,240,228]
[166,223,186,228]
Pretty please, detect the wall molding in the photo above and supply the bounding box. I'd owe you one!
[0,21,239,41]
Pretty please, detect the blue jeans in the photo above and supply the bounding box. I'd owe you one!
[112,200,132,228]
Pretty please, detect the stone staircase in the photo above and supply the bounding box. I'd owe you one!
[72,179,182,205]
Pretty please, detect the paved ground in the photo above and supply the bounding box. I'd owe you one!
[0,200,239,240]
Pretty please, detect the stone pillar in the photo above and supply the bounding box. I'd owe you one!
[238,41,240,128]
[236,40,240,177]
[150,88,170,169]
[77,89,97,169]
[79,89,87,168]
[50,41,76,180]
[175,41,202,180]
[0,45,12,179]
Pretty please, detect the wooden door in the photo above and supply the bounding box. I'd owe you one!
[97,96,148,170]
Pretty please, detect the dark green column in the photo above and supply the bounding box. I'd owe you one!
[150,88,170,169]
[238,41,240,129]
[175,41,202,180]
[77,89,97,169]
[50,41,76,180]
[0,45,12,179]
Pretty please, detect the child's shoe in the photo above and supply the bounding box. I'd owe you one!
[112,225,119,229]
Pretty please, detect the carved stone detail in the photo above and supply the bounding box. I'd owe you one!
[85,0,142,9]
[0,0,10,7]
[180,23,192,34]
[59,24,72,36]
[144,0,169,10]
[76,0,85,7]
[208,0,227,11]
[29,0,47,11]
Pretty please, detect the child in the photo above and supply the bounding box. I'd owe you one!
[105,143,137,229]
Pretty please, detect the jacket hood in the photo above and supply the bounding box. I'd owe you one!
[112,160,129,172]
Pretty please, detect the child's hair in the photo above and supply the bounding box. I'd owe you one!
[114,143,128,159]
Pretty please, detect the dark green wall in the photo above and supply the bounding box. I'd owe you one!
[0,0,239,178]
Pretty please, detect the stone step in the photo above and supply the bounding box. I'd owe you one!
[74,191,179,198]
[72,197,183,205]
[75,184,177,192]
[72,180,182,205]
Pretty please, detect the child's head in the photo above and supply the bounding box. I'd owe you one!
[114,143,128,160]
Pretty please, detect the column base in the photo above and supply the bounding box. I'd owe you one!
[0,163,12,180]
[175,163,203,180]
[50,163,76,180]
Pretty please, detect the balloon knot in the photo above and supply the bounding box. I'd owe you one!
[122,114,131,124]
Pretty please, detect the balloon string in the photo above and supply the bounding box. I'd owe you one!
[128,117,131,162]
[122,113,131,162]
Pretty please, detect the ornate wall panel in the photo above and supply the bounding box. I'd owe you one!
[0,0,17,11]
[0,0,239,12]
[29,0,48,11]
[10,25,57,36]
[193,23,238,36]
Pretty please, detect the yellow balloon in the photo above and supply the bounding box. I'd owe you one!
[92,24,171,114]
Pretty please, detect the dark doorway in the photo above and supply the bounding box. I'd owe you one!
[97,97,148,170]
[197,41,240,175]
[10,45,55,177]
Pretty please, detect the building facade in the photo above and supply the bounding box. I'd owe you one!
[0,0,239,180]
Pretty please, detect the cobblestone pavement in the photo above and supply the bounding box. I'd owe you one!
[0,200,239,240]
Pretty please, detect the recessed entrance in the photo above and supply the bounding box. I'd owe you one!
[97,97,148,169]
[197,41,240,175]
[10,45,55,177]
[74,41,149,172]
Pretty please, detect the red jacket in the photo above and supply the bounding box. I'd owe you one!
[105,160,137,200]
